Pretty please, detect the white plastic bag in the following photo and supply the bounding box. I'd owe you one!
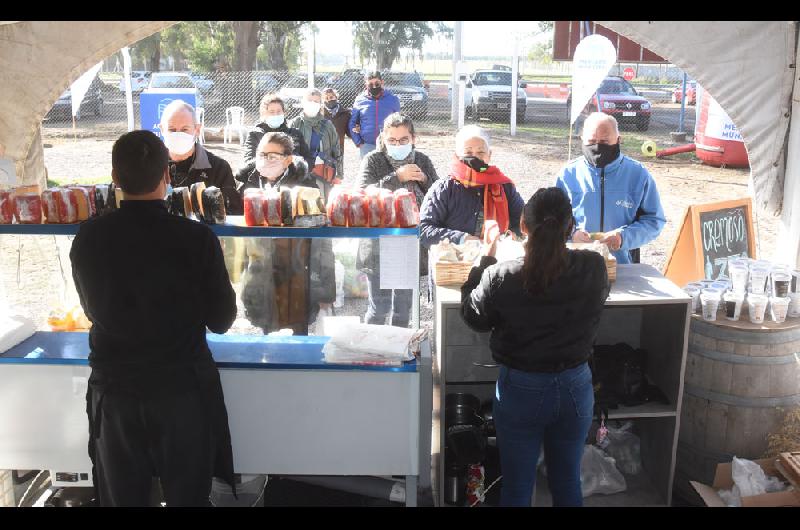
[602,421,642,475]
[581,445,626,497]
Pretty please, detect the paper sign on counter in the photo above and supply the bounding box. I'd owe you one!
[379,235,419,290]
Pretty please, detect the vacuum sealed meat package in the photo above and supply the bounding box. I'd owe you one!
[364,187,383,227]
[279,189,293,226]
[41,189,60,223]
[394,188,419,227]
[201,186,226,224]
[326,186,349,227]
[70,187,91,222]
[94,184,111,215]
[0,190,15,224]
[347,189,368,227]
[13,192,42,224]
[379,188,395,227]
[55,188,78,224]
[263,189,281,226]
[243,189,265,226]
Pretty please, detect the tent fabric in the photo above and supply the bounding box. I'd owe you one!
[0,21,175,187]
[776,39,800,266]
[598,21,796,216]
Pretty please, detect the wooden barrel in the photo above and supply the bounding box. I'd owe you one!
[674,316,800,504]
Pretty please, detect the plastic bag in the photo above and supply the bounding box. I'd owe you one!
[602,421,642,475]
[581,445,626,497]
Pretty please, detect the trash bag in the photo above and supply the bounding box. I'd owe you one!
[602,421,642,475]
[581,445,626,497]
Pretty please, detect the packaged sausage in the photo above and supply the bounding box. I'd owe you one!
[348,189,368,227]
[364,186,382,227]
[326,186,349,227]
[55,188,78,224]
[13,192,43,224]
[41,188,60,223]
[243,189,265,226]
[378,188,396,227]
[201,186,226,224]
[394,188,419,228]
[72,185,97,217]
[263,189,282,226]
[0,190,14,224]
[70,187,91,222]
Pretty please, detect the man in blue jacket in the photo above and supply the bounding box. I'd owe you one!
[348,71,401,158]
[556,112,665,264]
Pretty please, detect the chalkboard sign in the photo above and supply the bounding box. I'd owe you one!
[664,198,756,287]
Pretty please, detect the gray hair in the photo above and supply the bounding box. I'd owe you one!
[455,124,490,154]
[160,99,197,125]
[304,88,322,101]
[582,111,620,138]
[382,112,415,136]
[322,87,339,98]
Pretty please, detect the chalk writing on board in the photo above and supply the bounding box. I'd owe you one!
[699,207,750,279]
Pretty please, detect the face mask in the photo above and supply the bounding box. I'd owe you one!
[265,114,285,129]
[303,101,322,117]
[164,181,173,200]
[256,159,285,182]
[460,156,489,172]
[163,131,196,156]
[324,100,339,110]
[369,85,383,97]
[386,143,413,161]
[581,142,620,168]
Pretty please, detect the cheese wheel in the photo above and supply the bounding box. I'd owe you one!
[181,187,193,219]
[41,189,60,224]
[190,182,206,219]
[71,188,90,221]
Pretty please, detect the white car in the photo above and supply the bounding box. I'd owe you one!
[147,72,203,108]
[278,73,331,119]
[455,70,528,123]
[118,71,151,93]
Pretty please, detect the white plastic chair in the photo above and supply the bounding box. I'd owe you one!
[196,106,206,145]
[223,106,247,146]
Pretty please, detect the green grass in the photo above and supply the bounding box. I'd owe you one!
[47,175,111,187]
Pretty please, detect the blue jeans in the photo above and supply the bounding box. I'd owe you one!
[494,362,594,507]
[364,270,412,328]
[358,143,377,158]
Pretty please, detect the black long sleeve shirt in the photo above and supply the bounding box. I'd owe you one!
[70,200,237,382]
[461,251,610,372]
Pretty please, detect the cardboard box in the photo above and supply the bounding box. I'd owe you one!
[690,458,800,507]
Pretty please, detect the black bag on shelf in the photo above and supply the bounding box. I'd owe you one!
[590,343,668,409]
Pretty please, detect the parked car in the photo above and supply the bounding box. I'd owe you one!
[457,69,527,123]
[672,80,696,105]
[328,68,365,108]
[382,71,429,120]
[189,73,214,93]
[147,72,204,108]
[118,70,151,93]
[566,76,651,131]
[45,74,104,121]
[277,73,332,119]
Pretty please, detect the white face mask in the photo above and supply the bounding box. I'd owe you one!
[256,159,286,182]
[265,114,285,128]
[303,101,322,117]
[163,131,196,155]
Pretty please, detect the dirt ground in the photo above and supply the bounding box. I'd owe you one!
[1,128,779,334]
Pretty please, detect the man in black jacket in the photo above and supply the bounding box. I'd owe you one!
[160,100,242,215]
[70,130,238,506]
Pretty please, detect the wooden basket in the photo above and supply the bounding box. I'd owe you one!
[432,260,474,287]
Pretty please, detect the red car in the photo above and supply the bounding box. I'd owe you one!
[672,81,696,105]
[567,76,652,131]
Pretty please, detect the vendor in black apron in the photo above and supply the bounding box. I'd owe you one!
[70,130,238,506]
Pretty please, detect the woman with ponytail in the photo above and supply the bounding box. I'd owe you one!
[461,186,611,507]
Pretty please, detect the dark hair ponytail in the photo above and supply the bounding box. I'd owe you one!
[521,187,575,295]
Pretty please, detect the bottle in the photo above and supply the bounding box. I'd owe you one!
[705,255,713,280]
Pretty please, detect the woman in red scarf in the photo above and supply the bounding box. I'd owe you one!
[419,125,525,249]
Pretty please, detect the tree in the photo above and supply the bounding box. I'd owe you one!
[262,21,310,70]
[132,33,162,71]
[352,22,452,71]
[231,21,262,71]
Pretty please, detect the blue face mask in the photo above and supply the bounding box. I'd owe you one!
[265,114,285,129]
[164,181,173,200]
[386,143,413,161]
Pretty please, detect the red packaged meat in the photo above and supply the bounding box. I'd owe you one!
[326,186,349,227]
[13,192,43,224]
[394,188,419,228]
[364,187,382,227]
[378,189,396,228]
[73,185,97,217]
[243,189,265,226]
[41,188,60,223]
[263,189,282,226]
[0,190,14,224]
[347,189,369,227]
[70,187,91,222]
[55,188,78,224]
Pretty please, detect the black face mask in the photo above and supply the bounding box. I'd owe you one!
[460,156,490,172]
[369,85,383,97]
[324,100,338,110]
[581,142,620,168]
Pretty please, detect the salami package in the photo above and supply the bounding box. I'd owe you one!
[13,192,43,224]
[0,190,14,224]
[55,188,78,224]
[70,187,91,221]
[394,188,419,228]
[326,186,349,227]
[243,189,265,226]
[364,186,383,227]
[72,185,97,217]
[41,188,60,223]
[348,189,369,227]
[378,188,396,228]
[201,186,226,224]
[263,189,282,226]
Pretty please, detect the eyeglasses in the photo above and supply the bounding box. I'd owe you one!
[257,152,287,162]
[385,137,412,146]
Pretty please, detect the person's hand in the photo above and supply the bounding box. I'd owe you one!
[572,229,592,243]
[352,124,361,134]
[600,232,623,252]
[482,221,500,257]
[463,235,480,242]
[396,164,425,183]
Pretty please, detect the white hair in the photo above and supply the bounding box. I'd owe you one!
[582,112,619,138]
[160,99,197,125]
[455,125,491,154]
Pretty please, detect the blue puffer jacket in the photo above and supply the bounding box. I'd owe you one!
[348,89,401,146]
[555,153,666,264]
[419,177,525,249]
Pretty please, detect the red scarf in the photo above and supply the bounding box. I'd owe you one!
[449,154,513,234]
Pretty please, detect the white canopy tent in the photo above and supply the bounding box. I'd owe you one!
[0,20,798,265]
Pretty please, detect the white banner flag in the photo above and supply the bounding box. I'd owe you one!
[70,62,104,118]
[570,34,617,126]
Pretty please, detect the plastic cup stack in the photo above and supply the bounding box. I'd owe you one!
[771,270,792,298]
[769,296,790,323]
[723,291,744,321]
[729,262,749,294]
[791,270,800,294]
[684,286,701,314]
[747,292,769,324]
[788,292,800,318]
[749,266,770,295]
[700,290,721,321]
[699,280,716,290]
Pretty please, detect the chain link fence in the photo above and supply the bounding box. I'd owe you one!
[41,61,697,147]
